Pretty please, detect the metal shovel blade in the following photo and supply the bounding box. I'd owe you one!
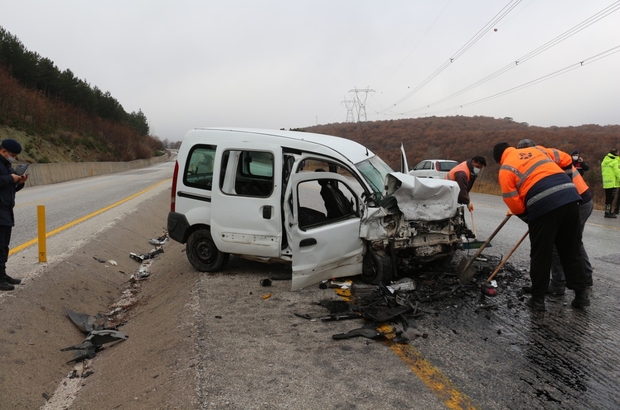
[456,256,477,284]
[456,213,513,284]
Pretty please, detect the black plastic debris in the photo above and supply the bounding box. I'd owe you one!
[332,327,383,340]
[129,246,164,263]
[61,330,128,364]
[148,234,169,246]
[66,309,108,333]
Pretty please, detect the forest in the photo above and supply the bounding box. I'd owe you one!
[305,116,620,209]
[0,26,162,162]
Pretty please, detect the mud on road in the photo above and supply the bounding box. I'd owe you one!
[1,188,619,409]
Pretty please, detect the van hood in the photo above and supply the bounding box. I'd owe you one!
[384,172,460,221]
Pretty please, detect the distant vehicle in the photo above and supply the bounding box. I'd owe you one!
[409,159,458,179]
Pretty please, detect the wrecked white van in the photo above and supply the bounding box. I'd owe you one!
[167,128,470,290]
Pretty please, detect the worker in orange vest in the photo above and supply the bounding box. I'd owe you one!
[517,139,594,295]
[445,156,486,211]
[493,142,588,312]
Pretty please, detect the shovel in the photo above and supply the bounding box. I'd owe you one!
[456,212,512,284]
[481,229,529,296]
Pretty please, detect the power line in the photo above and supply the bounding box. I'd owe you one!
[379,0,522,112]
[415,45,620,116]
[401,0,620,115]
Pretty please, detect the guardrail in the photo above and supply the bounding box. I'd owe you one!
[22,152,171,187]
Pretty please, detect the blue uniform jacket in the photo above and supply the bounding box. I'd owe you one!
[0,156,24,227]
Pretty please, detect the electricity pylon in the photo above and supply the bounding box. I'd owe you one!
[348,87,375,123]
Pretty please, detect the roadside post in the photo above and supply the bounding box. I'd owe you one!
[37,205,46,263]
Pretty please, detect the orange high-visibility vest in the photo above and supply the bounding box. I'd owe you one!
[446,161,470,181]
[498,147,571,215]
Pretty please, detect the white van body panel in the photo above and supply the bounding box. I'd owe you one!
[210,140,282,257]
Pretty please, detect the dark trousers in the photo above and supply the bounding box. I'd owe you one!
[528,201,586,298]
[550,199,593,287]
[605,188,619,213]
[0,225,12,276]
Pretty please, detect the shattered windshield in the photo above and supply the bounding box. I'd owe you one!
[355,155,394,198]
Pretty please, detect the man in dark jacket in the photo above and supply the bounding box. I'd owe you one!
[445,156,486,211]
[571,150,589,176]
[0,139,27,291]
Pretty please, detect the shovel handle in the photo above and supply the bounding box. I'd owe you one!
[486,229,529,283]
[468,212,512,260]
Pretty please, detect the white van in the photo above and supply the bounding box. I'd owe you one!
[167,128,469,290]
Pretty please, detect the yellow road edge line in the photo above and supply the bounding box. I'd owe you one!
[336,288,478,410]
[9,178,170,256]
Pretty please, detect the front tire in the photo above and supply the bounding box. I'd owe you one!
[361,247,393,285]
[186,228,229,272]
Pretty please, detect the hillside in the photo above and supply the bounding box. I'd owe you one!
[0,27,163,163]
[304,116,620,208]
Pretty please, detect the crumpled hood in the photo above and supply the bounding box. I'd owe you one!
[385,172,460,221]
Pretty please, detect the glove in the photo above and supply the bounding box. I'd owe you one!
[468,203,474,212]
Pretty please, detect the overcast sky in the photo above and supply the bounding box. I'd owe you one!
[2,0,619,141]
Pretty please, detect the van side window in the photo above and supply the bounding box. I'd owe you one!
[184,145,216,190]
[220,150,274,197]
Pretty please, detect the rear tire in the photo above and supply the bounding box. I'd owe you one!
[186,228,229,272]
[361,248,393,285]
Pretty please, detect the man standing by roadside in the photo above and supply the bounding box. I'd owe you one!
[0,139,27,291]
[445,156,486,211]
[493,142,588,311]
[601,148,620,218]
[571,150,589,176]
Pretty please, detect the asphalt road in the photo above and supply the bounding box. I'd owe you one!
[7,166,620,409]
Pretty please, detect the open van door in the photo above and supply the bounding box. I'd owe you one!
[287,172,365,290]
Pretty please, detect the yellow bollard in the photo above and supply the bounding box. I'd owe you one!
[37,205,46,263]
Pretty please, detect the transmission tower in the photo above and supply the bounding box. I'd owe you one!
[341,97,355,123]
[348,87,375,123]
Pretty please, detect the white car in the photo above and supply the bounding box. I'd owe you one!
[409,159,458,179]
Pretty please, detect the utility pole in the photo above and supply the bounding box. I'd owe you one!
[348,86,375,123]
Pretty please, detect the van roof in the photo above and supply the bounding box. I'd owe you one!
[189,128,375,165]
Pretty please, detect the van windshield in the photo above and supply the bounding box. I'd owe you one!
[355,155,394,197]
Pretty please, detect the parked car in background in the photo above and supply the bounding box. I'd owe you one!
[409,159,458,179]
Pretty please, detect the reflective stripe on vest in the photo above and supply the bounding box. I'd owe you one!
[526,182,576,208]
[500,156,554,194]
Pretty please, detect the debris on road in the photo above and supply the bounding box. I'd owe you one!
[297,252,528,344]
[61,330,128,363]
[148,233,170,246]
[129,246,164,263]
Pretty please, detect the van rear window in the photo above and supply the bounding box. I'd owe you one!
[184,145,216,190]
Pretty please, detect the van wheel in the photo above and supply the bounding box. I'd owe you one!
[187,228,229,272]
[361,248,393,285]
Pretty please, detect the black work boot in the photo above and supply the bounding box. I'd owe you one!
[0,280,14,291]
[571,291,590,309]
[4,275,21,285]
[525,296,546,311]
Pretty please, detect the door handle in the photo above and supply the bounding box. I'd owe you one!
[262,206,272,219]
[299,238,317,247]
